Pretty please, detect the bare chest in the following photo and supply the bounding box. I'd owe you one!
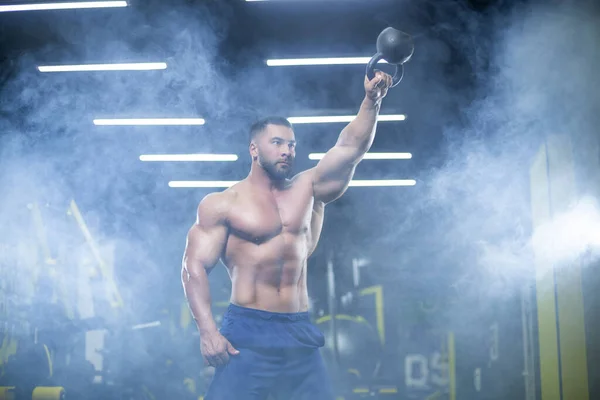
[228,187,314,244]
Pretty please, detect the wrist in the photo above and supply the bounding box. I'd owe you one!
[196,319,218,336]
[362,95,381,110]
[199,326,218,337]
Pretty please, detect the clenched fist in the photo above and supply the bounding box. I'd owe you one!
[364,70,393,103]
[200,330,239,367]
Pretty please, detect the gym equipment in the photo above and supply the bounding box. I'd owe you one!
[316,314,383,381]
[0,326,55,399]
[2,342,53,382]
[322,256,385,386]
[347,384,400,398]
[51,359,96,399]
[0,386,65,400]
[366,27,414,87]
[0,387,12,400]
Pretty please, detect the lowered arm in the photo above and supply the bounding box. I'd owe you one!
[181,193,229,336]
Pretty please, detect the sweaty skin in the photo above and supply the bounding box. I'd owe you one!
[182,71,393,367]
[219,174,324,312]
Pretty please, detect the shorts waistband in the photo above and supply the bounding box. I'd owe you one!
[225,303,310,322]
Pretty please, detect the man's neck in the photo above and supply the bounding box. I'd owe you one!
[248,162,287,191]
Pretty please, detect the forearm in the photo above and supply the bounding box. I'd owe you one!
[337,95,381,152]
[181,263,217,335]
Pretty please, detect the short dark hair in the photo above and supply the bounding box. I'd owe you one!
[249,116,293,143]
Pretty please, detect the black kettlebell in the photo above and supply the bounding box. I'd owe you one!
[366,27,414,87]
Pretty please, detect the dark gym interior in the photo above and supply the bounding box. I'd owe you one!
[1,0,599,399]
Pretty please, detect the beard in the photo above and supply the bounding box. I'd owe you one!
[260,157,293,181]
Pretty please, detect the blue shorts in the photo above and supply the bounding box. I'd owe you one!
[204,303,334,400]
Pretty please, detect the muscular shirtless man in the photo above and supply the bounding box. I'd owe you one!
[181,70,393,399]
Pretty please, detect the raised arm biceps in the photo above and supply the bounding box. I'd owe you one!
[312,96,380,203]
[312,145,361,204]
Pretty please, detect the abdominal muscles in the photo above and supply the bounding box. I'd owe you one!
[223,231,310,313]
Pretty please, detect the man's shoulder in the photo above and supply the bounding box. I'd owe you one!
[196,188,239,221]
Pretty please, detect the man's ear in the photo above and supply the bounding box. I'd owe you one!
[249,142,258,161]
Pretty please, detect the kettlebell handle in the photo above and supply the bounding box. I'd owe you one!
[366,53,403,88]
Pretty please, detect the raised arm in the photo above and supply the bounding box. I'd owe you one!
[181,192,239,366]
[312,71,393,203]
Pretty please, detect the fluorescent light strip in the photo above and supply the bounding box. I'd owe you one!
[348,180,416,187]
[266,57,388,66]
[38,62,166,72]
[309,152,412,160]
[94,118,205,126]
[0,1,127,12]
[140,154,238,162]
[169,181,237,188]
[288,115,405,124]
[168,179,416,188]
[131,321,161,330]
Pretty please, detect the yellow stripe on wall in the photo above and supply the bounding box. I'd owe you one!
[546,134,589,400]
[530,134,591,400]
[530,140,562,400]
[448,331,456,400]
